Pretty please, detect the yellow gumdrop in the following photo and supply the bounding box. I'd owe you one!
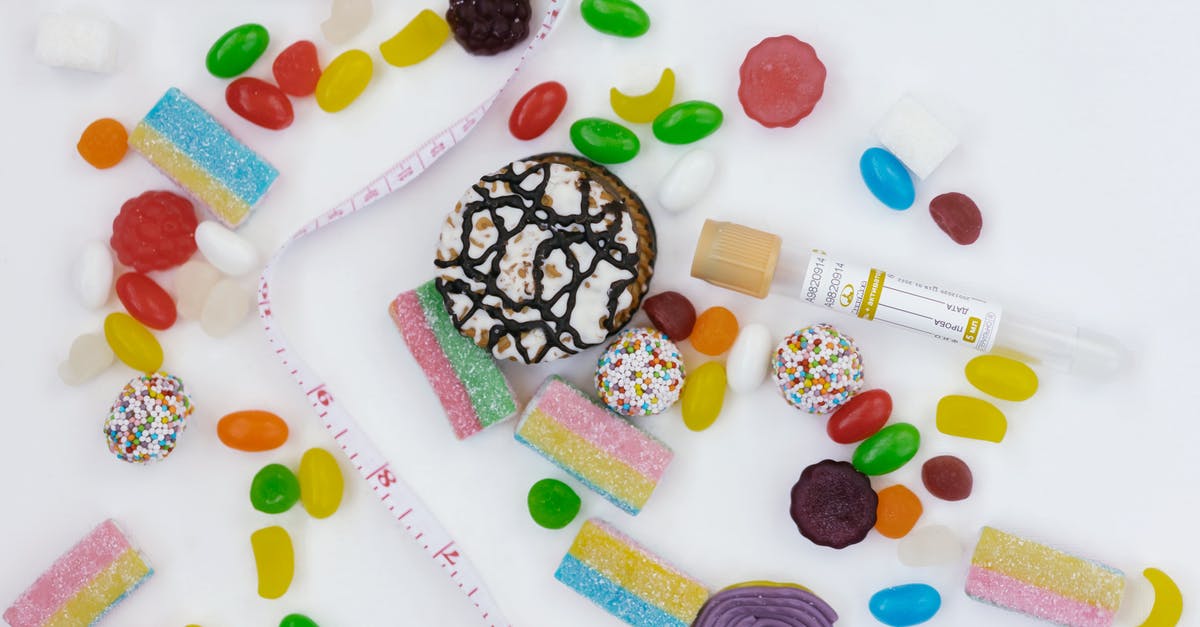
[610,68,675,124]
[250,526,294,599]
[965,355,1038,401]
[103,312,163,373]
[1139,567,1183,627]
[681,361,726,432]
[299,448,344,519]
[379,9,450,67]
[936,395,1007,443]
[315,49,373,113]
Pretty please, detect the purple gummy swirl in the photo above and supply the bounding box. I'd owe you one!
[693,584,838,627]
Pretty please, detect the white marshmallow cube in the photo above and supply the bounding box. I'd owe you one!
[873,95,957,179]
[35,13,118,73]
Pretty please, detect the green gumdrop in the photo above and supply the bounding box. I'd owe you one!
[279,614,319,627]
[251,463,301,514]
[852,423,920,476]
[570,118,640,164]
[527,478,581,529]
[580,0,651,37]
[206,23,270,78]
[653,101,724,145]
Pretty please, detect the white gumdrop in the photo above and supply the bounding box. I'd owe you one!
[1112,571,1155,627]
[201,278,252,337]
[873,95,957,179]
[73,241,113,310]
[726,323,772,394]
[321,0,373,45]
[195,221,258,277]
[58,332,114,385]
[175,260,221,320]
[658,149,717,213]
[897,525,963,567]
[35,12,118,73]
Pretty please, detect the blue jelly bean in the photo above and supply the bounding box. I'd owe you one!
[869,583,941,626]
[860,147,915,210]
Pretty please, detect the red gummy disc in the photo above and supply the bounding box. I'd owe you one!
[738,35,827,128]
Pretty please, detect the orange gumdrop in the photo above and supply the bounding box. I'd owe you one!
[690,306,739,355]
[77,118,129,169]
[217,410,290,452]
[874,484,923,539]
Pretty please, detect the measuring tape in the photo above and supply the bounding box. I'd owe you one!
[256,4,564,625]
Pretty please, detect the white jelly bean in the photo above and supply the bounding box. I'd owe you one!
[726,323,772,394]
[195,221,258,276]
[321,0,373,45]
[1113,571,1156,626]
[201,278,252,337]
[175,260,221,320]
[658,149,716,213]
[897,525,962,567]
[58,332,114,385]
[73,241,113,310]
[35,12,118,73]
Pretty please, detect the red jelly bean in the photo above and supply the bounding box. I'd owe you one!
[921,455,973,501]
[115,272,177,330]
[226,77,294,130]
[273,40,322,98]
[642,291,696,341]
[738,35,826,128]
[509,81,568,140]
[929,192,983,245]
[827,389,892,444]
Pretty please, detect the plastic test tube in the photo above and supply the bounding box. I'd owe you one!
[690,219,1125,378]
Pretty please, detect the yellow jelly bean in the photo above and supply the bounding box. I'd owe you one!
[299,447,344,519]
[681,361,726,431]
[1139,567,1183,627]
[965,354,1038,401]
[610,68,675,124]
[315,49,373,113]
[379,9,450,67]
[250,526,293,599]
[103,312,163,373]
[936,395,1007,443]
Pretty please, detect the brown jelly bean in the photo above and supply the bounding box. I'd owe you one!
[642,291,696,341]
[789,459,877,549]
[929,192,982,245]
[921,455,973,501]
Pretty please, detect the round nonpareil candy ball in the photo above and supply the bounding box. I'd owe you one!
[595,327,686,416]
[773,324,865,414]
[104,372,193,463]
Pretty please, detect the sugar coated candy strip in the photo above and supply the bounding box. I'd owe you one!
[389,280,518,439]
[555,519,708,626]
[128,88,278,229]
[515,376,672,515]
[966,526,1125,627]
[3,520,153,627]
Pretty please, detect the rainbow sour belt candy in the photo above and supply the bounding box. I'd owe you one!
[3,520,153,627]
[555,519,709,627]
[129,87,278,228]
[389,280,518,439]
[515,376,673,515]
[966,526,1125,627]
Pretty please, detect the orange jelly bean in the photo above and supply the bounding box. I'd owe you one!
[77,118,128,169]
[690,306,739,355]
[217,410,289,452]
[874,484,923,539]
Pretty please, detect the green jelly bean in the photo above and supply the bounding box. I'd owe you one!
[580,0,651,38]
[652,100,724,145]
[280,614,319,627]
[570,117,640,164]
[251,463,301,514]
[852,423,920,476]
[206,23,270,78]
[527,478,581,529]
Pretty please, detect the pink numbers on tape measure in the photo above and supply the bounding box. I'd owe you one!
[256,3,565,625]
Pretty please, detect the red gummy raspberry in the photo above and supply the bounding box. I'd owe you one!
[110,191,199,272]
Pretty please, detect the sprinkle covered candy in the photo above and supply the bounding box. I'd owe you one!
[104,372,193,463]
[773,324,865,413]
[594,327,686,416]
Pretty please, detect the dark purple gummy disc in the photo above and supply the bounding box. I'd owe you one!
[789,459,877,549]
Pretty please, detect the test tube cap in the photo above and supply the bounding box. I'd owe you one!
[690,219,781,299]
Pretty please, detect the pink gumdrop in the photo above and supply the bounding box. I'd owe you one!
[738,35,826,128]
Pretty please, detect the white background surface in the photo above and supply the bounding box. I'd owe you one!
[2,1,1198,626]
